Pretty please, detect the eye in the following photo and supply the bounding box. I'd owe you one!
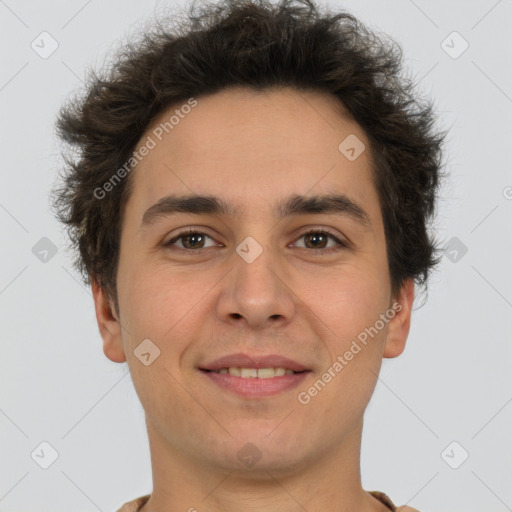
[293,228,349,254]
[164,227,348,254]
[164,228,217,251]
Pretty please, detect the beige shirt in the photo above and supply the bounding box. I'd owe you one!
[116,491,420,511]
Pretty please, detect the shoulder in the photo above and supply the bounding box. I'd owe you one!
[115,494,151,512]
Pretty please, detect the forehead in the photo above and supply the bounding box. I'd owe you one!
[127,86,379,222]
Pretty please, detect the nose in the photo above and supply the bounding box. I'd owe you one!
[215,240,296,330]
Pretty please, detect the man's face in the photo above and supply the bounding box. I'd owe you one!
[97,86,413,474]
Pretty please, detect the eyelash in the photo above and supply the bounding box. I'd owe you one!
[164,227,349,254]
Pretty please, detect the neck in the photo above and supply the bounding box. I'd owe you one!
[139,416,388,512]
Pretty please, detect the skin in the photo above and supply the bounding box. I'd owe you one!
[92,86,415,512]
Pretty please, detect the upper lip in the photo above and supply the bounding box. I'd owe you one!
[199,352,310,372]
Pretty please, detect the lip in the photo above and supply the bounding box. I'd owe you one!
[200,368,311,398]
[199,352,310,372]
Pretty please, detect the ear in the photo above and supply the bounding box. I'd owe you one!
[91,277,127,363]
[383,278,415,358]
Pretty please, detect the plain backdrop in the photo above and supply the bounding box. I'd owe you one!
[1,0,511,511]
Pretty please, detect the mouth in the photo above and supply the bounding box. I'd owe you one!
[200,367,307,378]
[199,352,310,373]
[198,367,311,398]
[198,352,312,398]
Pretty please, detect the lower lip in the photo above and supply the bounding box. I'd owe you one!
[200,369,311,398]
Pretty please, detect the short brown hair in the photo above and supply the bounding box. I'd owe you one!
[51,0,448,316]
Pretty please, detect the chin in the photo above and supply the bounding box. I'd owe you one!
[208,425,312,472]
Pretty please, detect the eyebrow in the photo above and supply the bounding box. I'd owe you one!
[140,193,372,230]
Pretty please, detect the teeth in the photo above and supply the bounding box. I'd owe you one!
[214,367,296,378]
[228,367,241,377]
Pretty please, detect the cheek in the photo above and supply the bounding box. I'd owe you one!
[307,263,389,338]
[303,274,387,411]
[118,265,214,362]
[117,269,193,414]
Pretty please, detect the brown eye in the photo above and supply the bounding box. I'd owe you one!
[294,229,348,253]
[165,229,216,250]
[164,227,348,254]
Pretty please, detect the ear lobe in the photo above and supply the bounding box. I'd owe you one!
[91,277,127,363]
[383,279,415,359]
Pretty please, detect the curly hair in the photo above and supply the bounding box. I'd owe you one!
[51,0,448,317]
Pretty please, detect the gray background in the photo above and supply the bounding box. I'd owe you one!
[1,0,511,511]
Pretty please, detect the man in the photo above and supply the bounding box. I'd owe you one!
[51,0,446,510]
